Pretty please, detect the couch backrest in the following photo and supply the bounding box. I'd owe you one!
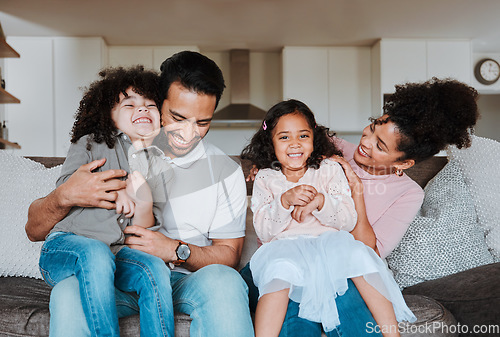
[27,155,448,195]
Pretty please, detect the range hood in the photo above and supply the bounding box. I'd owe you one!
[211,49,267,128]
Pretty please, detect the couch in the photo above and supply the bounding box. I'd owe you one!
[0,152,498,337]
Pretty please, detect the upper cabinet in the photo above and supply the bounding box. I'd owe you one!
[371,39,472,115]
[282,46,372,132]
[108,46,199,70]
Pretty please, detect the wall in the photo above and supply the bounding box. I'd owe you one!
[204,51,282,155]
[476,94,500,142]
[106,48,283,155]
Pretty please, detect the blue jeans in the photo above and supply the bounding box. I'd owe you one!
[39,232,173,337]
[240,263,382,337]
[49,263,254,337]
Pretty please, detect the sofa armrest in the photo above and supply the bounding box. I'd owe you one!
[403,262,500,332]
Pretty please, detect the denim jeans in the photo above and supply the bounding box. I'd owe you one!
[240,263,382,337]
[39,232,173,337]
[49,263,254,337]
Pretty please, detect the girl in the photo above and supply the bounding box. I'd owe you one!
[38,66,174,337]
[241,99,415,337]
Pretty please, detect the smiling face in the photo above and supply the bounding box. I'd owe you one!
[160,82,216,158]
[111,87,161,148]
[353,115,414,175]
[271,113,314,179]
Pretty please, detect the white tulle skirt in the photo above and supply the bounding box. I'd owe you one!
[250,230,416,332]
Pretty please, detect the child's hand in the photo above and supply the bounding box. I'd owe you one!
[281,184,318,209]
[291,193,325,222]
[126,171,153,206]
[115,189,135,218]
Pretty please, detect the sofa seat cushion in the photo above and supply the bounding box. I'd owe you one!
[0,277,192,337]
[403,262,500,337]
[0,277,51,336]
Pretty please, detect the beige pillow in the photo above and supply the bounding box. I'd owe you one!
[0,151,61,279]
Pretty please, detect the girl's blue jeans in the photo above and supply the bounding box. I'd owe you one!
[39,232,174,337]
[46,242,254,337]
[240,262,383,337]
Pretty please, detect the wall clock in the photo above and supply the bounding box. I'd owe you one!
[474,58,500,85]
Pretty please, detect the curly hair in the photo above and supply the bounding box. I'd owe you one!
[381,77,479,162]
[71,65,161,150]
[241,99,342,170]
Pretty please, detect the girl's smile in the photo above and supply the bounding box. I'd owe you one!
[271,113,314,180]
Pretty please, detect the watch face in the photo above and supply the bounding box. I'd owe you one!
[176,244,191,260]
[475,59,500,85]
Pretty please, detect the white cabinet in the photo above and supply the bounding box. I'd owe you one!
[328,48,372,132]
[378,40,428,94]
[282,46,372,132]
[5,37,107,156]
[108,46,199,70]
[282,47,329,126]
[372,39,471,116]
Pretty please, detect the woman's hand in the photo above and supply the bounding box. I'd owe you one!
[330,155,363,196]
[246,165,259,182]
[281,184,318,209]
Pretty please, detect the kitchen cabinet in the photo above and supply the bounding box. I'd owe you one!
[372,39,471,116]
[282,46,372,132]
[4,37,107,156]
[108,46,199,70]
[0,39,20,149]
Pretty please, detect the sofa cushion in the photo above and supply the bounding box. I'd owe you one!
[0,276,192,337]
[0,152,62,279]
[448,135,500,261]
[403,262,500,337]
[387,160,494,289]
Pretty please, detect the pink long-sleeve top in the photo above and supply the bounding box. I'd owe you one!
[251,159,357,244]
[334,137,424,258]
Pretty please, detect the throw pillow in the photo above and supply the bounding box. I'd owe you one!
[448,135,500,261]
[387,160,494,289]
[0,151,61,279]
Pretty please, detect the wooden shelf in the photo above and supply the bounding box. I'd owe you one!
[0,39,20,58]
[0,86,20,103]
[0,138,21,149]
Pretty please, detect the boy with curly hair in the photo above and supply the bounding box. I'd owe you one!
[38,66,174,337]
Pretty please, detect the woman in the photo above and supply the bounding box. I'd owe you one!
[240,77,479,337]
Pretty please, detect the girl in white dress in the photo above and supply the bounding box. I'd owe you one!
[241,99,416,337]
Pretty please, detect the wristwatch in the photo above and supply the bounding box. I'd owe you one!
[173,241,191,266]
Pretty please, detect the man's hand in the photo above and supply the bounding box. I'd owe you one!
[25,158,128,241]
[281,184,318,209]
[58,158,128,209]
[124,225,177,262]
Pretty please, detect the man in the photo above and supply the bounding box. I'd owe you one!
[25,51,253,337]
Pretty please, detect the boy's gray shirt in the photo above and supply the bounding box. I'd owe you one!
[49,133,171,253]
